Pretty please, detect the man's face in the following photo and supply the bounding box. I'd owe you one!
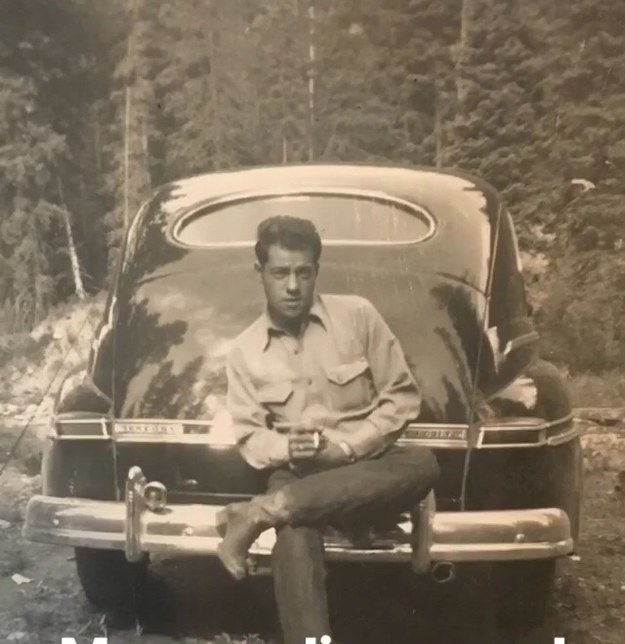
[257,244,319,326]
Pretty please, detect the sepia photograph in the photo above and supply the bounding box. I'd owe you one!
[0,1,624,643]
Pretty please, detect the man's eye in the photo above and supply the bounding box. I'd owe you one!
[271,270,289,278]
[297,269,314,279]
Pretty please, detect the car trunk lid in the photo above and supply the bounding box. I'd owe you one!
[107,247,492,505]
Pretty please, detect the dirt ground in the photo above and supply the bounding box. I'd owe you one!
[0,421,624,644]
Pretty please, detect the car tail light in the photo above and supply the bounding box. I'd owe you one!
[476,417,546,448]
[52,412,110,439]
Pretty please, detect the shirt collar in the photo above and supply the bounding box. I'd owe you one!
[261,295,328,351]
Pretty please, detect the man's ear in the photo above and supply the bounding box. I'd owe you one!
[254,262,262,280]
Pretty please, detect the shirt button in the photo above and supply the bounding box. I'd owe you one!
[308,378,313,385]
[293,348,300,355]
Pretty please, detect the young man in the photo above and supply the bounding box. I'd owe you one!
[219,215,439,643]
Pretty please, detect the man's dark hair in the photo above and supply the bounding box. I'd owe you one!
[255,215,322,265]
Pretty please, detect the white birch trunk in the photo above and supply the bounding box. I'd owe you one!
[61,208,86,300]
[56,178,86,300]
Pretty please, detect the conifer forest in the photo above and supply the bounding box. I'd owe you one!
[1,0,625,375]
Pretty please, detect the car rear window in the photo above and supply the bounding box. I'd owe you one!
[172,192,435,247]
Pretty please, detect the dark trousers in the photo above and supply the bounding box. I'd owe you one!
[267,445,439,644]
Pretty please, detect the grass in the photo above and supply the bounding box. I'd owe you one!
[0,543,30,577]
[566,371,625,408]
[8,580,103,644]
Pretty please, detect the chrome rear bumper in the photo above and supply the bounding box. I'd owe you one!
[23,468,573,568]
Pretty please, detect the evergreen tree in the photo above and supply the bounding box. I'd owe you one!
[0,0,118,330]
[531,0,625,372]
[1,0,624,369]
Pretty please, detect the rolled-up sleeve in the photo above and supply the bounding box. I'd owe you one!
[341,300,421,459]
[226,347,290,470]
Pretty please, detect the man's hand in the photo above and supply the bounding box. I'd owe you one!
[288,426,325,461]
[313,441,349,468]
[289,439,350,475]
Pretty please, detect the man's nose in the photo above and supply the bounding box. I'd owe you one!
[286,272,299,292]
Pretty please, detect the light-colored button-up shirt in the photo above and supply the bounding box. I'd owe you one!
[226,294,421,470]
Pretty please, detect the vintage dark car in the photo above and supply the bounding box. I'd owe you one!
[23,164,583,629]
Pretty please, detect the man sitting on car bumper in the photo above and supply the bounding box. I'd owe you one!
[218,215,439,644]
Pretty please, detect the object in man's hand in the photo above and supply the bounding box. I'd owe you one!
[288,426,325,461]
[337,440,357,463]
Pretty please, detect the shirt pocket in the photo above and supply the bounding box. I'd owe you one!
[323,357,373,412]
[257,380,294,427]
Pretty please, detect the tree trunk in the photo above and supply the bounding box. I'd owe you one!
[434,86,444,167]
[208,27,223,170]
[56,177,86,300]
[307,0,316,162]
[0,255,13,307]
[455,0,473,123]
[60,208,86,301]
[123,85,132,231]
[0,254,13,276]
[93,102,102,172]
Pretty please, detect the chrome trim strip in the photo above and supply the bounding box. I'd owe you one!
[502,331,540,355]
[428,540,573,562]
[53,416,110,424]
[48,415,583,448]
[54,416,213,427]
[113,435,234,446]
[407,423,469,428]
[475,437,546,450]
[547,419,586,447]
[401,414,582,449]
[113,418,212,426]
[52,415,111,440]
[324,540,574,562]
[545,413,575,429]
[482,423,543,431]
[397,438,467,449]
[52,435,111,441]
